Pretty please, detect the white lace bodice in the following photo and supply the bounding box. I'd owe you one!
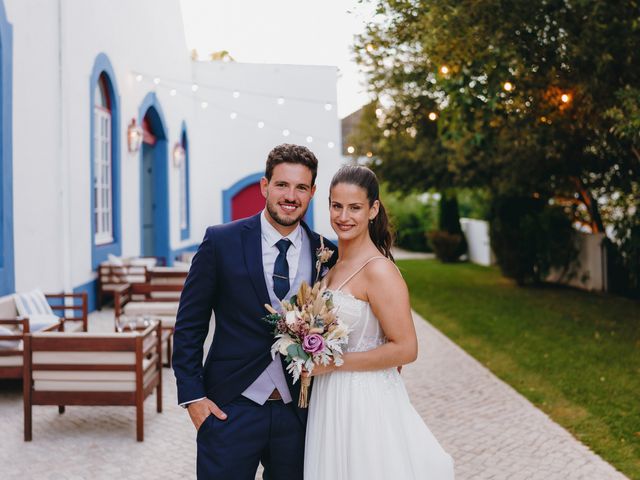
[330,290,387,353]
[326,256,389,353]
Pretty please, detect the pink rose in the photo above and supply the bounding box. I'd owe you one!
[302,333,325,354]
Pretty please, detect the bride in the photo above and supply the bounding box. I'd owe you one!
[304,165,454,479]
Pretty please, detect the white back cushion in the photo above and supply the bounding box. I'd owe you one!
[14,289,54,317]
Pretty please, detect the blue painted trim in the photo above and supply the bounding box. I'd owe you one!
[221,171,315,229]
[138,92,171,265]
[0,2,14,295]
[171,243,198,263]
[222,172,264,223]
[73,279,97,313]
[180,121,191,241]
[89,53,121,270]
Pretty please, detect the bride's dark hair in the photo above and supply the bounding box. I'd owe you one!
[330,165,395,262]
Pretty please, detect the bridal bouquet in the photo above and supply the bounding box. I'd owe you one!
[264,281,349,407]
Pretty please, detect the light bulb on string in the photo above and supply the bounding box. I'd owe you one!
[257,121,265,129]
[561,93,571,103]
[153,77,161,85]
[324,103,333,111]
[201,101,208,109]
[282,129,290,137]
[328,141,335,149]
[192,84,199,92]
[170,89,177,96]
[232,91,240,99]
[440,65,449,75]
[277,97,285,105]
[428,112,438,121]
[135,74,143,82]
[306,136,313,143]
[347,146,355,154]
[503,81,514,92]
[230,112,237,120]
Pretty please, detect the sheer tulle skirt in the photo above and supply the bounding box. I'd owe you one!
[304,367,455,480]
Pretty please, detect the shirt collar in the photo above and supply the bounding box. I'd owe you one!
[260,210,302,250]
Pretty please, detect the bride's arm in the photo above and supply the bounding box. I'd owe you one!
[310,260,417,376]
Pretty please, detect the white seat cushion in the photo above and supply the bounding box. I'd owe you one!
[0,354,23,366]
[0,325,21,349]
[123,301,178,317]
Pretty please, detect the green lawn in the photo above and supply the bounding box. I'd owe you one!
[399,259,640,479]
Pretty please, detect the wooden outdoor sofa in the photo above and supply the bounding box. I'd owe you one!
[23,321,163,442]
[0,291,88,380]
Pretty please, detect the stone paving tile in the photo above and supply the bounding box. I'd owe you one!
[0,309,628,479]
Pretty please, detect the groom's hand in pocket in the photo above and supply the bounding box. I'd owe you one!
[187,398,227,430]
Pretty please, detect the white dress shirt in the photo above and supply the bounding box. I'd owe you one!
[260,210,302,298]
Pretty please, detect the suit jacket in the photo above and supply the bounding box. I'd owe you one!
[172,213,337,420]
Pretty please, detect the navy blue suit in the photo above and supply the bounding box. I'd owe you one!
[172,213,337,479]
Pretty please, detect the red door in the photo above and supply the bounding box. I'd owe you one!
[231,183,264,221]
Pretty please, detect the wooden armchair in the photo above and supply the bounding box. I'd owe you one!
[97,256,166,309]
[113,282,184,367]
[0,291,86,380]
[23,322,163,442]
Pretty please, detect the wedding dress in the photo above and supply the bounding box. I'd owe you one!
[304,257,455,480]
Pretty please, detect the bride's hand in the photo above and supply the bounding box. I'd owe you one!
[302,363,336,378]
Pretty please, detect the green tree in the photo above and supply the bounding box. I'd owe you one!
[352,0,640,291]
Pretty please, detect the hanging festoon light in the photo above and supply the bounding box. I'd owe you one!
[328,141,335,149]
[257,121,265,129]
[200,101,208,109]
[503,81,514,92]
[191,83,199,92]
[440,65,449,75]
[232,91,240,98]
[172,142,186,168]
[347,146,355,154]
[428,112,438,121]
[282,129,290,137]
[277,97,285,105]
[153,77,161,86]
[170,89,177,96]
[135,74,143,82]
[306,136,313,143]
[561,93,571,104]
[324,102,333,111]
[230,112,238,120]
[127,118,143,154]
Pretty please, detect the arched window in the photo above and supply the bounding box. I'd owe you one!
[179,127,190,239]
[93,74,113,244]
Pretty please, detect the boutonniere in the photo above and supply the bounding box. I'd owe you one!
[314,236,334,283]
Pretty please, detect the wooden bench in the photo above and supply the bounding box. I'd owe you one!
[23,322,163,442]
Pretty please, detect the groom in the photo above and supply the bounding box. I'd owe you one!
[172,144,337,480]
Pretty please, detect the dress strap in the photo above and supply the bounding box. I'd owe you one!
[336,256,388,291]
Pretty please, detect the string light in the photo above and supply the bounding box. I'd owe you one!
[428,112,438,121]
[440,65,449,75]
[503,81,514,92]
[347,146,355,154]
[561,93,571,103]
[132,71,337,147]
[366,152,373,158]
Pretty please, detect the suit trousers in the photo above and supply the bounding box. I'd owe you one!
[196,395,305,480]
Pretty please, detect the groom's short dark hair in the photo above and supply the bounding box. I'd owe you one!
[265,144,318,185]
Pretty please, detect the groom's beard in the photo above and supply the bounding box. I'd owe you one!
[265,198,308,227]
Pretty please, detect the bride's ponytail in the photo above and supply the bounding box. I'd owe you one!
[330,165,395,262]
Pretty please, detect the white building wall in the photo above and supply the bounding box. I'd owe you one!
[2,0,341,303]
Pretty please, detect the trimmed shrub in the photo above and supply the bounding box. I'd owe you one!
[427,231,466,262]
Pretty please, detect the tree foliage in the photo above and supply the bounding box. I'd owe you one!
[352,0,640,291]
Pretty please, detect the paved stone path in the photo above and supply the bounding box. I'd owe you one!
[0,309,627,479]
